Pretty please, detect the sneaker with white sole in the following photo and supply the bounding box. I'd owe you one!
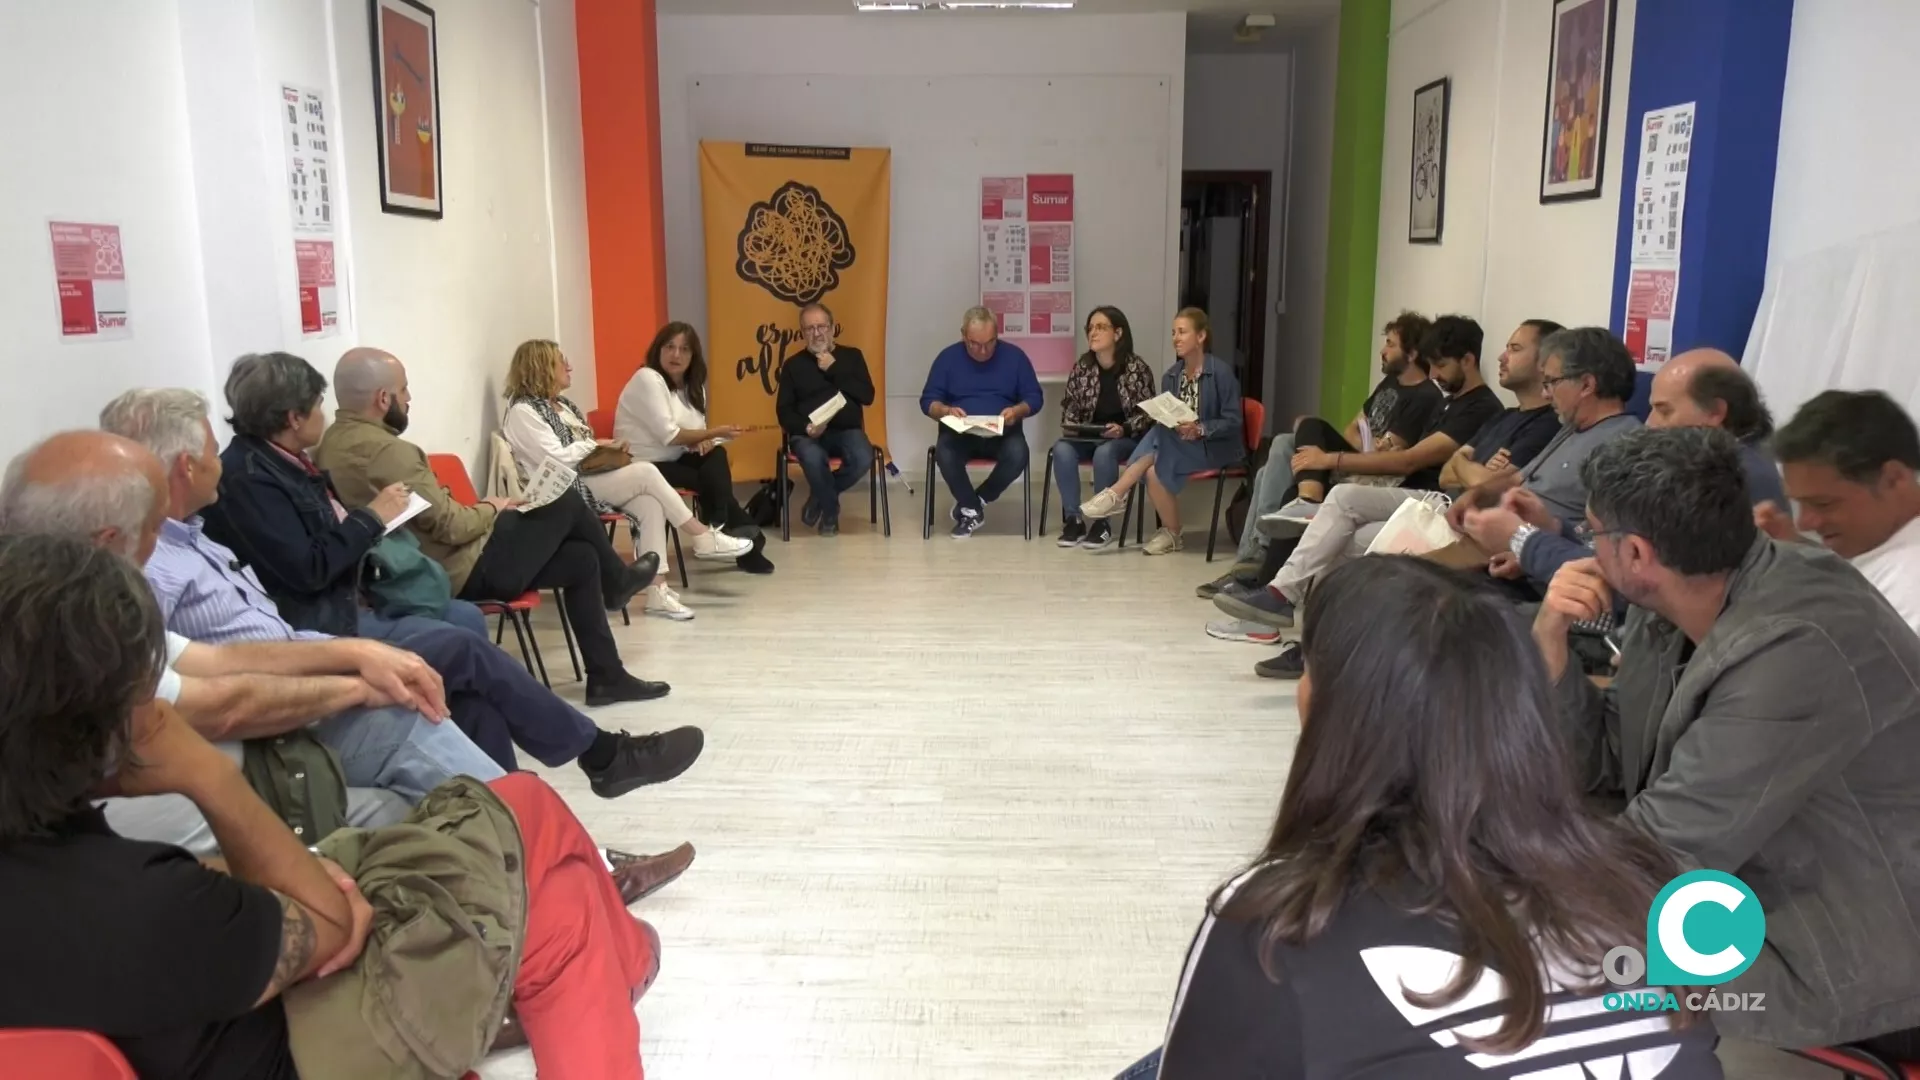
[951,506,985,539]
[1256,498,1321,539]
[1078,488,1125,519]
[1205,618,1283,645]
[1143,527,1184,555]
[690,528,753,560]
[643,583,695,621]
[1081,520,1115,549]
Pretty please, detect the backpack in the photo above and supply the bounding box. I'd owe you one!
[363,529,453,619]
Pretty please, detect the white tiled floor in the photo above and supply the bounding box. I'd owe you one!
[476,512,1836,1080]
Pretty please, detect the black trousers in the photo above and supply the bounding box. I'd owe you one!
[1292,416,1358,493]
[460,488,628,680]
[654,445,753,530]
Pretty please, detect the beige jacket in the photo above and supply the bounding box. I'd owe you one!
[313,412,498,594]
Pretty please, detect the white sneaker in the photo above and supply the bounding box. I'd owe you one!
[643,583,695,621]
[1256,498,1321,539]
[1078,488,1125,519]
[1143,527,1184,555]
[690,528,753,560]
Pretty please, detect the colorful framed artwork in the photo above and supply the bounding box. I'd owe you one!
[1539,0,1617,203]
[370,0,443,218]
[1409,77,1450,243]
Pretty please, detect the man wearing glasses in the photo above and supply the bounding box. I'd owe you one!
[776,302,877,536]
[920,306,1044,539]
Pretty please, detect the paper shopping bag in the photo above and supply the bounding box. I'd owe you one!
[1365,494,1457,556]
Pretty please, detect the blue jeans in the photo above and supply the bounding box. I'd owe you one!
[1049,435,1137,520]
[1116,1048,1162,1079]
[791,428,876,522]
[934,426,1029,513]
[311,703,507,802]
[358,599,490,643]
[1235,433,1296,564]
[359,619,599,772]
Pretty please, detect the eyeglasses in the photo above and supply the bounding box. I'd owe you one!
[802,324,833,336]
[1542,374,1584,391]
[1087,323,1113,333]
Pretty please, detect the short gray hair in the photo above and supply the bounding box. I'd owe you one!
[961,306,997,334]
[0,440,158,560]
[99,388,210,464]
[225,353,328,439]
[1538,328,1636,402]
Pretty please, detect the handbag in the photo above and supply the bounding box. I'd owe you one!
[577,444,632,475]
[1365,492,1457,557]
[362,529,453,619]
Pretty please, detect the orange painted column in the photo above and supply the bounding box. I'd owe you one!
[576,0,669,412]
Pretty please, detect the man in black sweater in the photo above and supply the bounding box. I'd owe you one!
[775,302,877,536]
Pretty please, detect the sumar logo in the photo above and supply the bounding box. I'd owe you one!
[1602,870,1768,1014]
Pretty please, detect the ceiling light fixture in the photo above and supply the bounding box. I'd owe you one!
[855,1,1075,10]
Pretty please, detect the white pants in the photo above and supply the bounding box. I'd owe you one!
[584,462,694,569]
[1271,484,1429,601]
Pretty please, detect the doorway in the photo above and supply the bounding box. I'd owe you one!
[1179,171,1271,404]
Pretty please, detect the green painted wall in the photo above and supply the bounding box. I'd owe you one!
[1318,0,1391,419]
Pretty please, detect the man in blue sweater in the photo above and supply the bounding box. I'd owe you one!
[921,306,1045,538]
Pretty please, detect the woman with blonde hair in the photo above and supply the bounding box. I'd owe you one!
[501,340,751,620]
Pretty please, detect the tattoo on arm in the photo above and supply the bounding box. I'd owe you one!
[256,893,318,1005]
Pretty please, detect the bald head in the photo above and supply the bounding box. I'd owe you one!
[0,431,170,564]
[335,347,405,414]
[1647,348,1771,439]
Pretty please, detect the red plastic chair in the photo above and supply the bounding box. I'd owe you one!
[1162,397,1265,562]
[0,1030,136,1080]
[1787,1044,1920,1079]
[774,434,891,540]
[426,453,565,686]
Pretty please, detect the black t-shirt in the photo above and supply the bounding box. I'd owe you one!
[0,807,298,1080]
[1403,384,1504,491]
[1362,377,1442,447]
[1467,404,1561,468]
[1092,363,1127,425]
[1158,870,1723,1079]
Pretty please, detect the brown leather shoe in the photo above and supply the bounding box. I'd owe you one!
[608,842,695,905]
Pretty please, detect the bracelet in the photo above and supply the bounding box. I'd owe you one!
[1335,452,1343,471]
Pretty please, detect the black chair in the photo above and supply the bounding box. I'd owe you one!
[1038,434,1145,546]
[773,434,891,540]
[922,427,1032,540]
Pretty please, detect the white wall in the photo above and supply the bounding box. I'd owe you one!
[1184,52,1290,424]
[656,13,1187,474]
[0,0,591,474]
[1374,0,1637,386]
[1745,0,1920,424]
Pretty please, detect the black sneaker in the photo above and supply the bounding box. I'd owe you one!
[1212,584,1295,629]
[584,672,672,707]
[605,551,662,612]
[736,531,775,574]
[801,500,823,529]
[1057,517,1087,547]
[1081,520,1114,549]
[951,506,984,539]
[1196,566,1261,599]
[1255,643,1305,680]
[582,726,704,798]
[820,517,840,538]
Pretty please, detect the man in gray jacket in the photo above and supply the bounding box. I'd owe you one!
[1535,426,1920,1051]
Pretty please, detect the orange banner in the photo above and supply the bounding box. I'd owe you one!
[698,141,891,481]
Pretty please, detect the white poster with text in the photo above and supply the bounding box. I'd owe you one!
[1624,103,1695,371]
[980,174,1075,377]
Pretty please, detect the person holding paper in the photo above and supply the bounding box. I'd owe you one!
[616,322,776,573]
[504,339,753,619]
[202,351,491,642]
[921,305,1045,539]
[1048,306,1156,548]
[1075,308,1243,555]
[776,301,876,537]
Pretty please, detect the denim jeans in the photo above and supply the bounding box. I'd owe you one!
[1116,1048,1162,1080]
[358,599,491,643]
[310,703,507,802]
[934,426,1029,512]
[1235,433,1297,564]
[791,428,876,522]
[1049,436,1138,520]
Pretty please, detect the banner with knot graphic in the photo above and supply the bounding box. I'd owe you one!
[699,141,892,482]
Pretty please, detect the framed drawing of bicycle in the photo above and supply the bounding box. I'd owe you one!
[1409,77,1449,244]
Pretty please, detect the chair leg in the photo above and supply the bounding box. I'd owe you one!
[494,611,507,646]
[879,453,892,537]
[552,590,583,683]
[779,447,792,542]
[1038,457,1052,536]
[505,609,546,687]
[1205,474,1228,563]
[1023,463,1033,540]
[923,447,936,540]
[1118,488,1133,549]
[669,525,688,589]
[1138,493,1147,543]
[521,612,552,688]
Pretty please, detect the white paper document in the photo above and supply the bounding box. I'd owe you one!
[1358,417,1376,453]
[522,458,577,509]
[1137,392,1197,428]
[809,392,848,428]
[940,414,1005,437]
[382,491,432,535]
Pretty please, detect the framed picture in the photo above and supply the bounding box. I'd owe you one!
[370,0,443,218]
[1539,0,1617,203]
[1409,77,1449,243]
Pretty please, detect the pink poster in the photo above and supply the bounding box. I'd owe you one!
[980,174,1075,376]
[296,240,339,337]
[49,221,130,340]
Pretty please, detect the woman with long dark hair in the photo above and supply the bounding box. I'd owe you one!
[1048,306,1156,549]
[614,322,774,574]
[1128,557,1720,1079]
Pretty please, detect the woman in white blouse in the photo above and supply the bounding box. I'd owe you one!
[614,322,774,574]
[501,340,753,620]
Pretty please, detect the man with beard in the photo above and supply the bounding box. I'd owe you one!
[1536,426,1920,1052]
[1207,315,1503,643]
[775,301,876,537]
[314,348,668,708]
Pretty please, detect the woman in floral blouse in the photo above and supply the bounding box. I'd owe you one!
[1050,306,1157,549]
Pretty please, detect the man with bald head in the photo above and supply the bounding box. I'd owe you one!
[318,348,668,707]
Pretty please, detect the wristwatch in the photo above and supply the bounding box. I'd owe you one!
[1509,523,1539,558]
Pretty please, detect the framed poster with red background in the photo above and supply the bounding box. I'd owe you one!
[370,0,443,218]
